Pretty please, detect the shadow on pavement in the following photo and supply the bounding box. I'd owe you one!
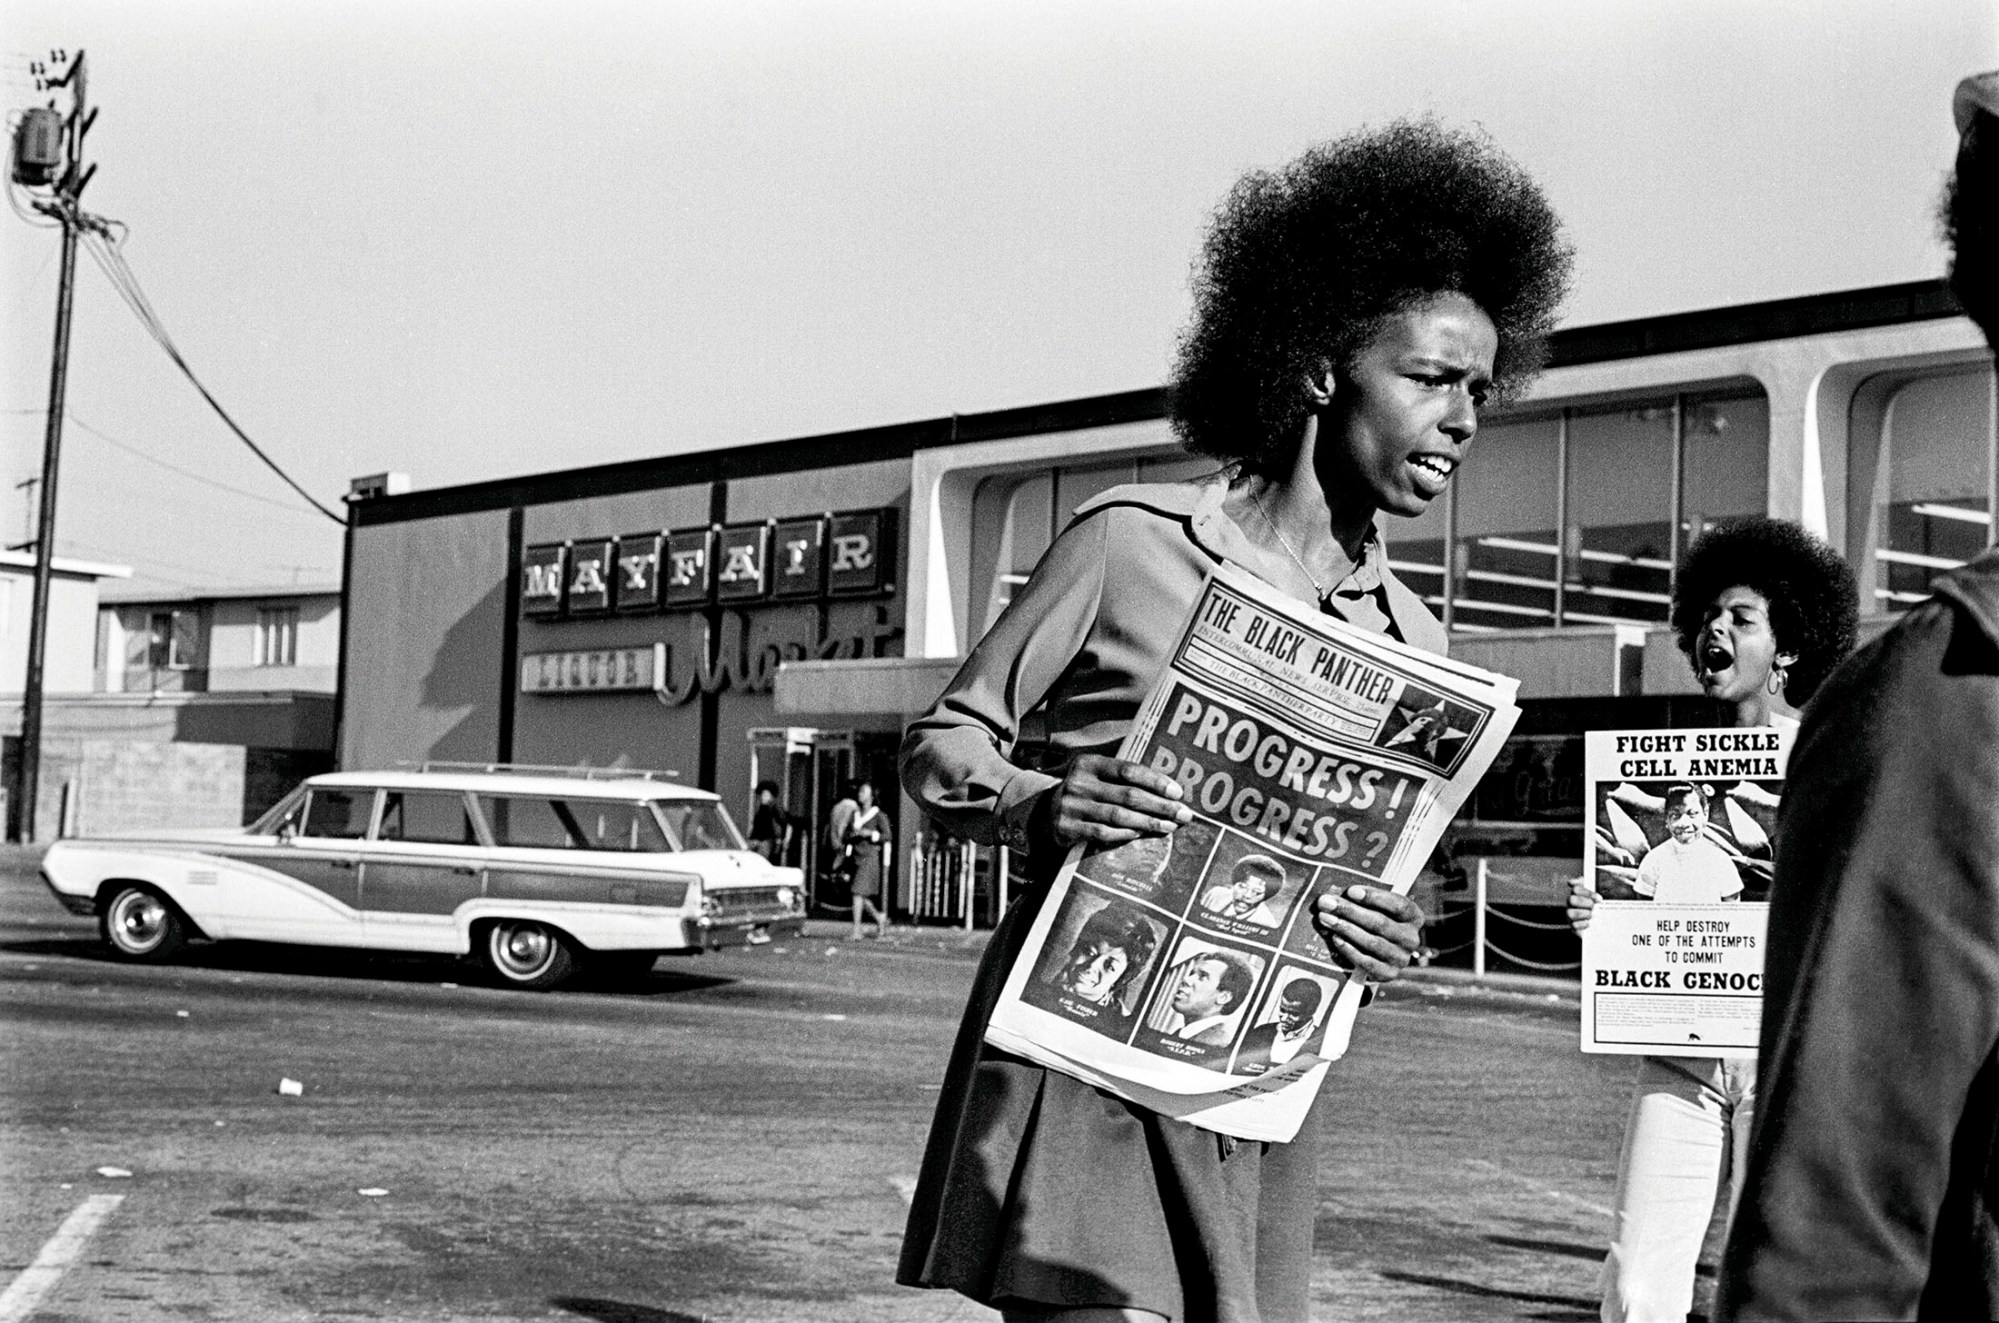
[1484,1233,1607,1263]
[551,1296,707,1323]
[1377,1268,1597,1315]
[0,936,737,997]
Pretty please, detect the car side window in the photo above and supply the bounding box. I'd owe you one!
[477,795,580,850]
[473,796,668,852]
[569,801,669,852]
[378,791,478,846]
[301,789,373,840]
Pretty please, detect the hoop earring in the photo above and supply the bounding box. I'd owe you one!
[1766,663,1789,697]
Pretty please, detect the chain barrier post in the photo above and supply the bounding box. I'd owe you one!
[1473,857,1488,981]
[961,840,975,932]
[996,844,1010,926]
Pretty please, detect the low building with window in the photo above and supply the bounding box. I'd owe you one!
[98,583,339,697]
[1,581,341,840]
[338,281,1993,934]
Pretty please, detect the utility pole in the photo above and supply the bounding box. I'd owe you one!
[11,49,105,843]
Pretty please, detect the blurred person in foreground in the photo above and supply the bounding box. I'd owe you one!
[1715,70,1999,1322]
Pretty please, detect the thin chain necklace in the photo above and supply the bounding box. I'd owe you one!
[1251,487,1333,601]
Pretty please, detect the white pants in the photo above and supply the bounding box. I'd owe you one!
[1599,1054,1756,1323]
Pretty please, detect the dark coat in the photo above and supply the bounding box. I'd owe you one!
[1717,549,1999,1322]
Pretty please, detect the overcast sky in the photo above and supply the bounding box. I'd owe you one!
[3,0,1993,593]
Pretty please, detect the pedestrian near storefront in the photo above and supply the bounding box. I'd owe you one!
[1568,517,1859,1323]
[843,779,891,939]
[1716,70,1999,1323]
[825,782,859,862]
[897,119,1572,1323]
[748,780,791,863]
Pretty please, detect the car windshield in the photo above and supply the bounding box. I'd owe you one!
[652,801,745,852]
[251,787,307,836]
[476,795,670,852]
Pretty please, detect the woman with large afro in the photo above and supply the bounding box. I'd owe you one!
[897,119,1571,1323]
[1569,516,1858,1323]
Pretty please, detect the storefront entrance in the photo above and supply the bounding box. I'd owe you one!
[746,727,899,914]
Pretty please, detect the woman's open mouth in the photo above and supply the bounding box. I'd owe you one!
[1408,454,1456,497]
[1697,641,1734,680]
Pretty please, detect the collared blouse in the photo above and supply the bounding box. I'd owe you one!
[901,472,1445,858]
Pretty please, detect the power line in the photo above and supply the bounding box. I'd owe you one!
[66,411,334,521]
[77,229,345,525]
[57,534,293,588]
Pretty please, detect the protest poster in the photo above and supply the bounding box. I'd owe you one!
[1578,725,1791,1057]
[983,561,1520,1142]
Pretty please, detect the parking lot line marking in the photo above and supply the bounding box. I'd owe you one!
[0,1194,126,1323]
[890,1176,918,1204]
[1467,1157,1614,1220]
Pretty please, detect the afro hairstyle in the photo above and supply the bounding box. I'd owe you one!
[1170,118,1572,472]
[1670,517,1859,702]
[1944,108,1997,343]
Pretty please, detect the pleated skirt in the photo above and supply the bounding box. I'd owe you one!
[896,882,1324,1323]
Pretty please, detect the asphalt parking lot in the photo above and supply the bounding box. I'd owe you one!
[0,846,1725,1322]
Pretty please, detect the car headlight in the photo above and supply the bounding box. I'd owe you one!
[776,887,796,909]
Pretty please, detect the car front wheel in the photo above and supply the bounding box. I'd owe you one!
[481,920,576,991]
[100,885,187,962]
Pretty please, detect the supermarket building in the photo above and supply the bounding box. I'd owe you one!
[337,280,1993,924]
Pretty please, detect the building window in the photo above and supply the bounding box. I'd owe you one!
[1868,365,1998,611]
[1408,387,1769,632]
[256,606,299,667]
[147,609,199,670]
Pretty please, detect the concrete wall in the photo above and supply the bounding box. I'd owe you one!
[342,507,512,769]
[3,737,325,841]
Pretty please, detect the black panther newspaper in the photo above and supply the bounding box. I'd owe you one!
[984,562,1520,1142]
[1578,725,1790,1057]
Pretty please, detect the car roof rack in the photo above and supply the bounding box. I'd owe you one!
[407,760,682,782]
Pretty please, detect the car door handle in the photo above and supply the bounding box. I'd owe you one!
[329,859,356,870]
[451,866,479,876]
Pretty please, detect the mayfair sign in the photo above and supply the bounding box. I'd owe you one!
[520,509,893,619]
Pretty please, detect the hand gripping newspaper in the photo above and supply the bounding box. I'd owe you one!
[984,562,1520,1142]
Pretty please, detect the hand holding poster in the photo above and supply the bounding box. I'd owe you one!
[1579,725,1791,1056]
[983,562,1521,1141]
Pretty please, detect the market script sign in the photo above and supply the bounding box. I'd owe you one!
[515,508,902,705]
[519,509,894,618]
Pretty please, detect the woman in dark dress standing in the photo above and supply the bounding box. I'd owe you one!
[843,779,892,939]
[896,120,1572,1323]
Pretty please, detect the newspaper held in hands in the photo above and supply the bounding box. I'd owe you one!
[984,562,1520,1142]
